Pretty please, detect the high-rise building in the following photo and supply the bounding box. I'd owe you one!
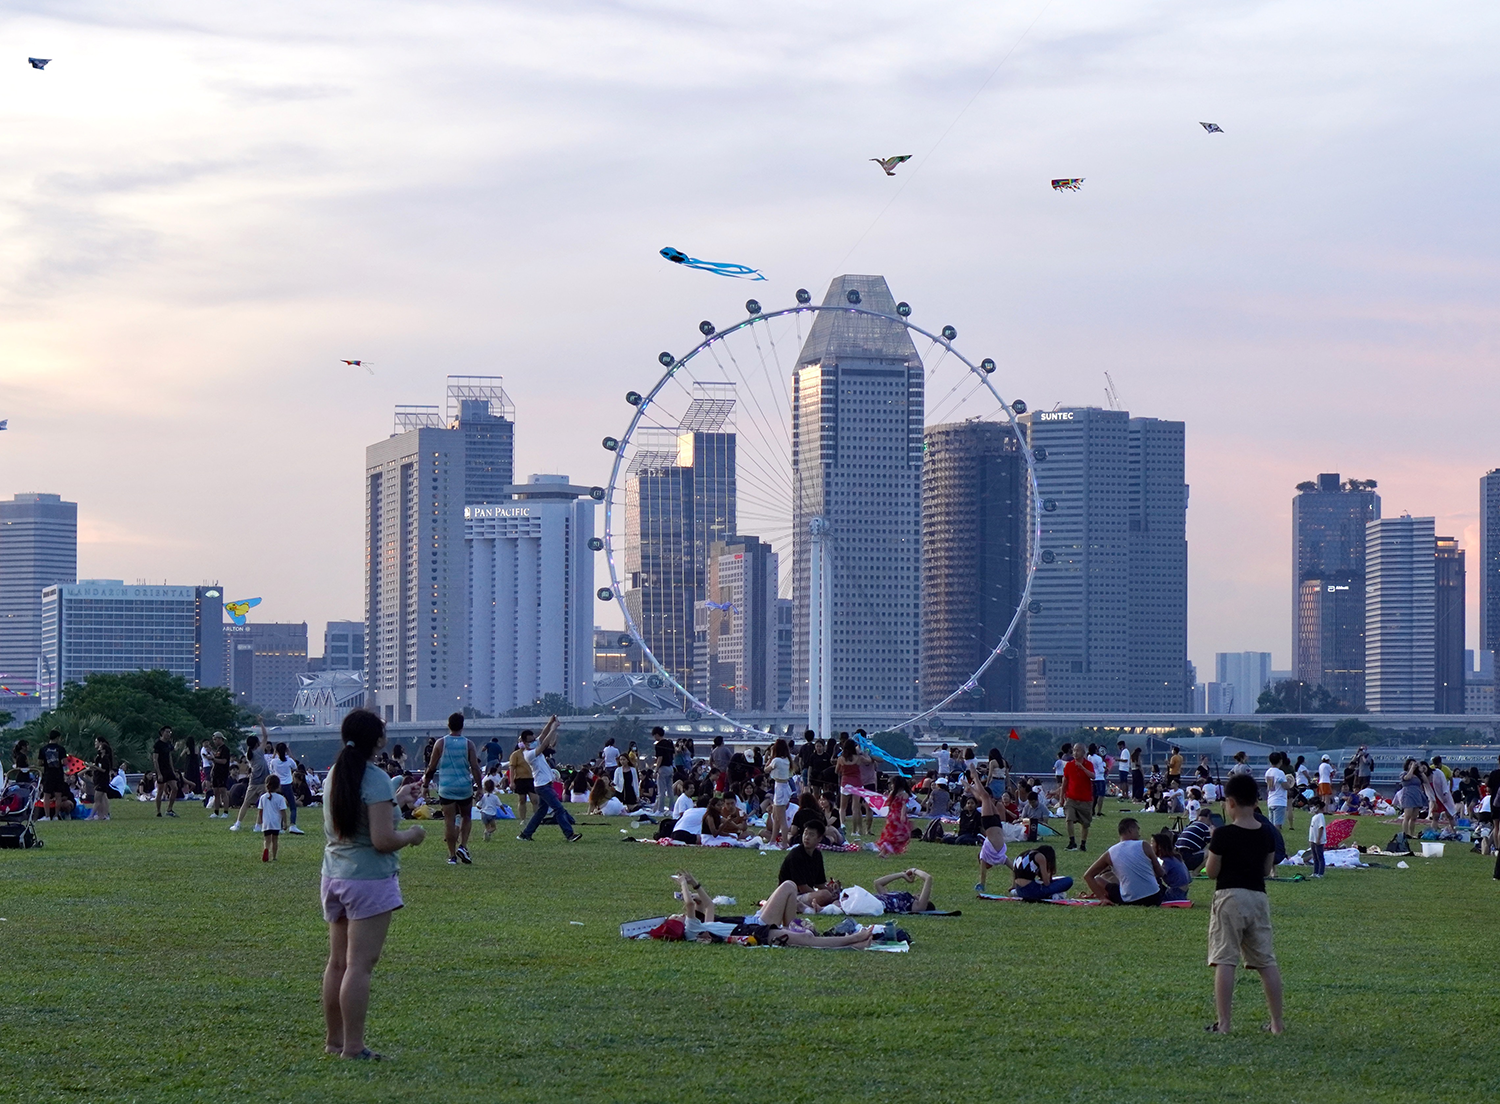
[323,620,365,672]
[1292,473,1380,708]
[195,587,226,689]
[1126,417,1189,711]
[920,420,1025,711]
[1434,535,1465,714]
[694,535,778,712]
[595,629,649,674]
[775,597,792,711]
[621,395,736,693]
[1214,652,1273,714]
[790,275,923,714]
[1482,470,1500,653]
[466,475,595,715]
[365,422,468,722]
[39,582,220,708]
[1020,408,1187,712]
[1365,515,1435,714]
[1465,648,1494,714]
[447,377,515,505]
[225,622,309,713]
[0,493,77,695]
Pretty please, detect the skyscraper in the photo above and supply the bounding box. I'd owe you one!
[365,422,467,722]
[447,377,515,505]
[323,620,365,672]
[1481,469,1500,654]
[920,420,1025,711]
[466,475,595,714]
[225,622,309,713]
[1020,408,1187,712]
[1365,515,1435,714]
[1214,651,1272,714]
[1126,416,1189,711]
[0,493,77,695]
[694,535,778,712]
[1292,473,1380,708]
[40,582,218,708]
[790,275,923,715]
[621,395,736,693]
[1434,535,1465,714]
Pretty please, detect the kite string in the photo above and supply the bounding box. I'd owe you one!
[829,0,1056,279]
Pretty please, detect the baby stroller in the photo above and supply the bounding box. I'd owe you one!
[0,773,43,848]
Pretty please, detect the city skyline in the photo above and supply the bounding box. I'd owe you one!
[5,3,1500,680]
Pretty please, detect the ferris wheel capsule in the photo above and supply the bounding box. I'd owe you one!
[587,537,604,551]
[896,301,911,317]
[846,289,862,304]
[597,587,614,601]
[589,486,604,501]
[745,299,761,315]
[1012,399,1028,414]
[1028,600,1043,614]
[1043,498,1058,512]
[1033,446,1048,461]
[1040,549,1056,564]
[699,320,715,336]
[658,352,675,367]
[626,391,642,406]
[941,325,957,340]
[795,288,811,304]
[602,437,619,451]
[980,358,995,374]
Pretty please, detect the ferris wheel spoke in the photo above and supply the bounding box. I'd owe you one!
[718,338,793,474]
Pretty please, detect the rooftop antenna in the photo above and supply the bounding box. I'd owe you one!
[1103,371,1122,411]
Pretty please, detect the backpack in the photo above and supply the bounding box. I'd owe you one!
[922,818,946,843]
[1385,832,1411,854]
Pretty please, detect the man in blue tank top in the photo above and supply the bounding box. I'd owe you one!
[423,713,482,865]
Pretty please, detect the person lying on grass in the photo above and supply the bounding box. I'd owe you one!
[1082,818,1169,906]
[673,872,873,948]
[870,868,935,913]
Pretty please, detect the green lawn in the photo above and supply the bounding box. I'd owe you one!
[0,798,1492,1104]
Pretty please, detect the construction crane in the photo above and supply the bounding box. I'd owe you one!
[1103,371,1122,411]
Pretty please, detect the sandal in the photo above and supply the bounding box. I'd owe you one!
[1204,1022,1225,1034]
[344,1048,385,1061]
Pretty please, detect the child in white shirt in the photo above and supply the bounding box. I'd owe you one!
[1307,799,1326,878]
[256,776,289,862]
[478,778,504,841]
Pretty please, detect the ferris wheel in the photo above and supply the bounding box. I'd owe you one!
[594,280,1044,737]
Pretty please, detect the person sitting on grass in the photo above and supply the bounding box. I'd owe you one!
[672,872,874,948]
[791,790,843,845]
[1009,845,1072,901]
[1177,805,1215,873]
[1204,770,1283,1035]
[1083,818,1168,907]
[778,821,843,908]
[870,868,936,913]
[1154,831,1192,902]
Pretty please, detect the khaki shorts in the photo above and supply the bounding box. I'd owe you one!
[1064,799,1094,829]
[1207,888,1276,970]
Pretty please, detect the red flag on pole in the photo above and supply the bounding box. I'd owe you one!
[1008,728,1020,740]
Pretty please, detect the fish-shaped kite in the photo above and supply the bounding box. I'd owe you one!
[660,246,765,281]
[1199,122,1224,133]
[870,155,912,176]
[225,597,262,625]
[28,58,49,70]
[1050,178,1084,192]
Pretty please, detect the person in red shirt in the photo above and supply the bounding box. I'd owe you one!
[1062,744,1096,852]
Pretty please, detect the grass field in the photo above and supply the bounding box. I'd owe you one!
[0,797,1493,1104]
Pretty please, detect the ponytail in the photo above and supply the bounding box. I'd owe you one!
[329,709,385,839]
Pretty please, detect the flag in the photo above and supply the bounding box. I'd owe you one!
[1008,728,1020,741]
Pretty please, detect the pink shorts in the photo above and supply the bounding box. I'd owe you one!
[321,875,403,922]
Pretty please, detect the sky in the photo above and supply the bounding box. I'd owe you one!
[1,0,1498,677]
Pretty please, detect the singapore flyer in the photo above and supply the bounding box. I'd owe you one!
[597,275,1045,737]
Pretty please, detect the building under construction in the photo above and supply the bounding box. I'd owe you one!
[920,420,1026,711]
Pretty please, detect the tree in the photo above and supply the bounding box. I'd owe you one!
[1255,679,1355,715]
[10,670,248,769]
[870,730,917,763]
[504,693,593,718]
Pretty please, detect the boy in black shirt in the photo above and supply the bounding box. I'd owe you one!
[777,822,841,907]
[1204,772,1283,1035]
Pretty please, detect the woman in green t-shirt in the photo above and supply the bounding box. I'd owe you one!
[321,709,426,1060]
